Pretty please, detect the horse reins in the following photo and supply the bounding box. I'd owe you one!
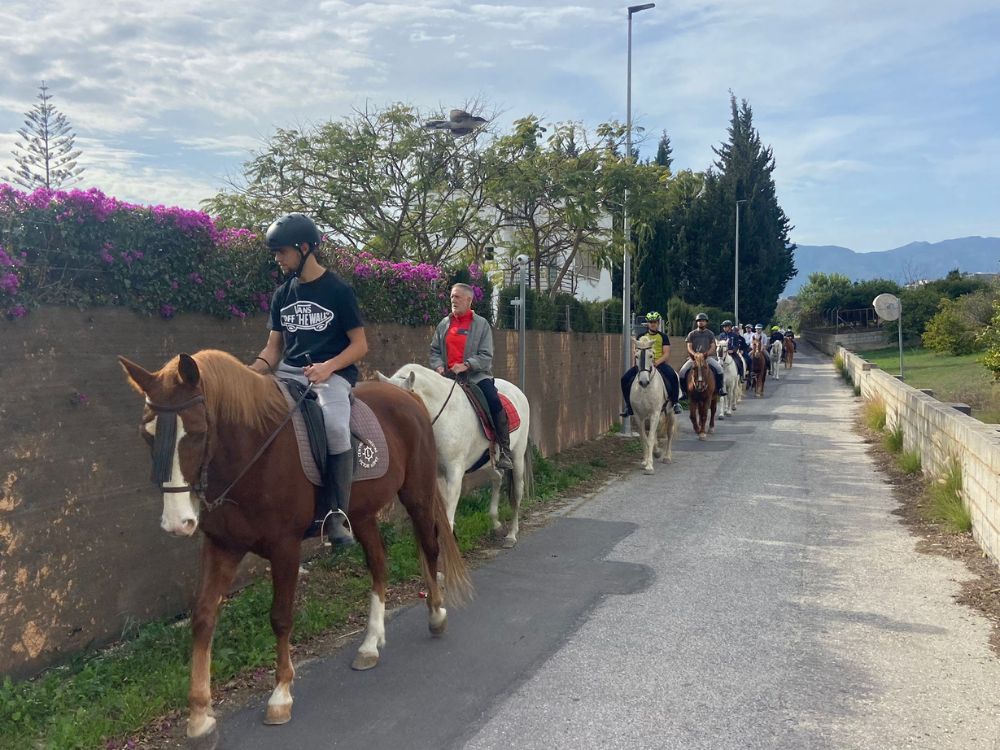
[430,376,460,425]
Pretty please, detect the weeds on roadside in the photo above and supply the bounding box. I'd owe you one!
[928,459,971,533]
[861,398,887,431]
[883,425,904,453]
[898,450,922,475]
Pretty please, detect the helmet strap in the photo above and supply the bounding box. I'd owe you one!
[290,244,313,278]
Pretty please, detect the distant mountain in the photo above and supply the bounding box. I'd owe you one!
[785,237,1000,295]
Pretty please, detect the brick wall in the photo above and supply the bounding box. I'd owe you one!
[0,308,626,677]
[839,346,1000,570]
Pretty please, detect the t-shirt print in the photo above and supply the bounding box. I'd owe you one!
[280,301,335,333]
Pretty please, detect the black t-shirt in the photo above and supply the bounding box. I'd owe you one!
[269,271,364,384]
[771,331,785,343]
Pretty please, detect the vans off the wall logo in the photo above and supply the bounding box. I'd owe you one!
[280,302,334,332]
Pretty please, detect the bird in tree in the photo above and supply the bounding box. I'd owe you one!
[423,109,488,136]
[8,81,85,190]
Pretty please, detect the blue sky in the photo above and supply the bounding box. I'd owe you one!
[1,0,997,252]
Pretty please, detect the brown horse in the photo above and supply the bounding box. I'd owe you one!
[749,344,768,397]
[784,337,796,368]
[119,350,471,743]
[685,353,718,440]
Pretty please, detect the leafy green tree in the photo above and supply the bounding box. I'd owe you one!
[8,82,84,190]
[205,103,497,265]
[793,272,853,327]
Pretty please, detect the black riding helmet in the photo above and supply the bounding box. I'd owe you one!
[694,312,709,322]
[266,213,322,277]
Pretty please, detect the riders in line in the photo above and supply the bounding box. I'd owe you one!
[717,320,748,380]
[620,311,683,417]
[430,283,514,470]
[678,313,727,399]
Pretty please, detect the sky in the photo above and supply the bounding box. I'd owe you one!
[1,0,998,253]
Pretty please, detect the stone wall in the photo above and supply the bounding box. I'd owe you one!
[0,308,625,677]
[838,346,1000,569]
[803,328,890,355]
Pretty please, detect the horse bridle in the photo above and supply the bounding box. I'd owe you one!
[636,346,655,387]
[145,394,207,495]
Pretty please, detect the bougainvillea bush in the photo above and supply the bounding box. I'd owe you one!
[0,184,486,325]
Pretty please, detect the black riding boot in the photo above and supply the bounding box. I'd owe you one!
[715,370,727,396]
[323,450,355,548]
[493,409,514,470]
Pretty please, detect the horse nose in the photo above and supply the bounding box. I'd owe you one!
[161,513,199,537]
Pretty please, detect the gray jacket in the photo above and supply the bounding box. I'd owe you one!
[429,312,494,384]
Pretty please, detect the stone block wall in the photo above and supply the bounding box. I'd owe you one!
[838,346,1000,568]
[0,308,625,677]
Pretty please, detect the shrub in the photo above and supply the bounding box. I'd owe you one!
[862,398,887,431]
[883,425,904,453]
[898,450,921,475]
[922,292,993,355]
[928,460,971,532]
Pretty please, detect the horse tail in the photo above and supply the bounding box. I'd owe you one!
[430,487,474,606]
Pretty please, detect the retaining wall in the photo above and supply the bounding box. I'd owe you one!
[0,308,624,677]
[803,328,890,355]
[838,346,1000,569]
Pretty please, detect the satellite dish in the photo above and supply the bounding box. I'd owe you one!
[873,293,901,321]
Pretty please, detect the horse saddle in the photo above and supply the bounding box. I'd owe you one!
[458,381,521,441]
[277,379,389,485]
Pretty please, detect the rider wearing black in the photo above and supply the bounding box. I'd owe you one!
[717,320,745,380]
[620,311,682,417]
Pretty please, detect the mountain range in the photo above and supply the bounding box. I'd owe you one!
[785,236,1000,296]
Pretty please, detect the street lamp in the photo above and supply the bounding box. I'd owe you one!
[734,198,747,328]
[622,2,655,435]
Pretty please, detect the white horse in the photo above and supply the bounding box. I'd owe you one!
[629,338,677,474]
[715,340,741,418]
[769,339,783,380]
[378,364,532,548]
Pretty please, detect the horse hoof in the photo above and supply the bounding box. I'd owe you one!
[643,466,654,475]
[186,724,220,750]
[264,702,293,726]
[698,433,707,440]
[502,536,517,549]
[187,715,218,745]
[352,652,380,671]
[709,428,715,434]
[429,616,448,636]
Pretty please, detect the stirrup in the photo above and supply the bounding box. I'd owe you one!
[495,449,514,470]
[323,509,355,548]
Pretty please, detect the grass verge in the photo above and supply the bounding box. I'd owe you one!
[861,397,887,431]
[883,425,904,453]
[928,460,972,533]
[0,436,641,750]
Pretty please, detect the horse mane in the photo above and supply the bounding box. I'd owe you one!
[170,350,289,431]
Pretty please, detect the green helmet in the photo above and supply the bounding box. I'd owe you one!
[694,312,709,322]
[772,325,780,332]
[645,311,663,322]
[265,213,322,251]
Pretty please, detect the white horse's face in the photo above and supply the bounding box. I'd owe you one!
[635,342,654,386]
[717,341,729,360]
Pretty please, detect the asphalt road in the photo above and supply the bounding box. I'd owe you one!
[220,345,1000,750]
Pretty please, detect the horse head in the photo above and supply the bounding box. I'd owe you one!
[717,340,729,362]
[635,337,655,386]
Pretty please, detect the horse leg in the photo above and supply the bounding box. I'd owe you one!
[660,411,675,463]
[187,540,243,740]
[263,541,301,726]
[396,481,449,634]
[709,397,718,433]
[488,466,504,537]
[351,513,388,671]
[504,448,525,548]
[643,411,659,474]
[439,467,464,529]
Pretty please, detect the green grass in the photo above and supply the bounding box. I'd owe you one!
[1,437,630,750]
[883,425,904,453]
[928,460,972,533]
[862,346,1000,423]
[898,450,922,475]
[861,397,887,431]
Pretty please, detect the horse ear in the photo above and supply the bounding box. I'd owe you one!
[119,356,154,395]
[404,371,416,391]
[177,353,201,387]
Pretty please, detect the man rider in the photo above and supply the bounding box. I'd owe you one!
[678,313,727,398]
[750,323,770,371]
[718,320,746,380]
[430,282,514,470]
[250,213,368,548]
[620,311,683,417]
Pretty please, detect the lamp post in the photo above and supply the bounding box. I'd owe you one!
[622,2,655,435]
[734,198,747,328]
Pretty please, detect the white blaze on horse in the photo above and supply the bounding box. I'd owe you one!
[715,340,741,418]
[379,364,532,548]
[630,337,677,474]
[769,338,783,380]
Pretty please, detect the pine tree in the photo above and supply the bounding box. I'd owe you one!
[8,82,85,190]
[654,130,673,170]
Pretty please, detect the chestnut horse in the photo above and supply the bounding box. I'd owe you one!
[784,337,796,368]
[749,343,768,397]
[685,353,718,440]
[119,350,471,743]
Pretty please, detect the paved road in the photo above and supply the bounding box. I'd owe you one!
[220,345,1000,749]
